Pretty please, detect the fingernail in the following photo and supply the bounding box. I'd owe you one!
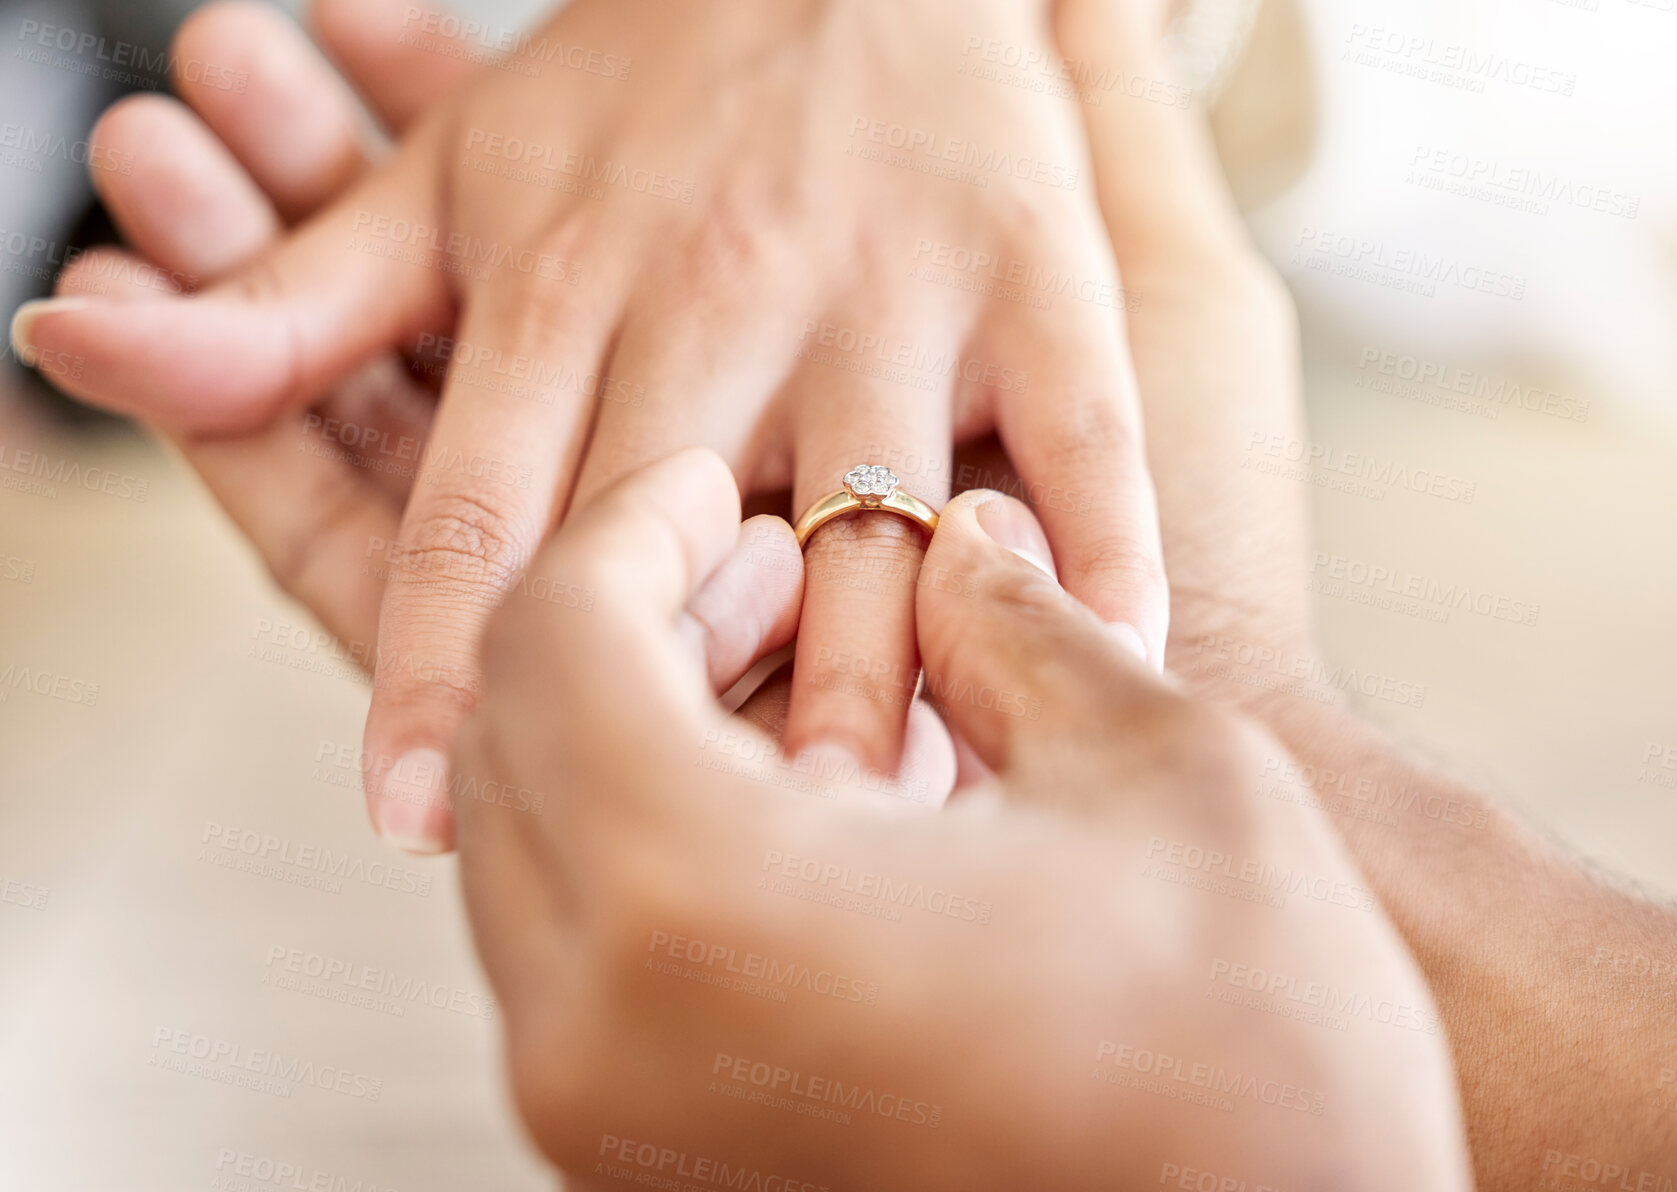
[791,743,865,785]
[9,298,91,368]
[1108,622,1150,667]
[375,748,453,854]
[975,495,1056,579]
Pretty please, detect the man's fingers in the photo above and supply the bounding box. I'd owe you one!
[12,146,453,434]
[174,0,371,220]
[453,450,746,1024]
[916,491,1166,777]
[54,251,398,650]
[1053,0,1252,272]
[310,0,483,132]
[361,267,628,852]
[90,94,278,279]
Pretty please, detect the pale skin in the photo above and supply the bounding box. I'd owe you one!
[13,0,1171,855]
[26,0,1677,1187]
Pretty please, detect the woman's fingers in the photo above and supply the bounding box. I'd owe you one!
[14,5,456,435]
[12,144,454,434]
[173,0,371,220]
[677,515,803,695]
[360,261,632,852]
[55,249,400,650]
[309,0,483,131]
[984,293,1168,669]
[779,341,955,778]
[89,94,278,278]
[565,266,803,512]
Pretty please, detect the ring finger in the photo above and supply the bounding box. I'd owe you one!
[780,313,956,779]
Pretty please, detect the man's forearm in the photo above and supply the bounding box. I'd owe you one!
[1261,699,1677,1192]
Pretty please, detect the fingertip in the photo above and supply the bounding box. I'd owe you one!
[923,489,1061,597]
[21,295,298,431]
[663,445,742,518]
[175,0,368,216]
[369,746,456,854]
[172,0,274,91]
[87,93,277,277]
[971,491,1057,579]
[87,93,165,200]
[309,0,479,129]
[11,298,95,370]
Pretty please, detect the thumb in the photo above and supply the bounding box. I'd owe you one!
[915,490,1162,777]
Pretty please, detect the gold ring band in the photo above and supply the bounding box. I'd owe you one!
[793,464,939,549]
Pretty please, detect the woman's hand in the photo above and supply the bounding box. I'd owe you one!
[452,447,1471,1192]
[17,0,1168,849]
[1054,0,1318,694]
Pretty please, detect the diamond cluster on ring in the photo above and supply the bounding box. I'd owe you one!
[844,464,899,501]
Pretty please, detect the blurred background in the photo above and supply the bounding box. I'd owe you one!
[1,0,1673,1188]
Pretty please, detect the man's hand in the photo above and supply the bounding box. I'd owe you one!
[452,447,1471,1192]
[16,0,1168,851]
[1054,7,1677,1187]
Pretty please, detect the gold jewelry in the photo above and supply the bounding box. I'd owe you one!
[793,464,939,549]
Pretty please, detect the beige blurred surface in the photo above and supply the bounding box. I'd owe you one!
[2,0,1676,1188]
[0,394,552,1191]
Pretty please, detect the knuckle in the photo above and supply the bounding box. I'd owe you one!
[1066,530,1167,596]
[671,183,788,303]
[479,220,599,342]
[397,487,531,599]
[522,217,594,282]
[1034,385,1134,463]
[501,268,587,348]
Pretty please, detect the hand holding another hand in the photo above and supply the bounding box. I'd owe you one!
[19,0,1168,851]
[451,447,1470,1192]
